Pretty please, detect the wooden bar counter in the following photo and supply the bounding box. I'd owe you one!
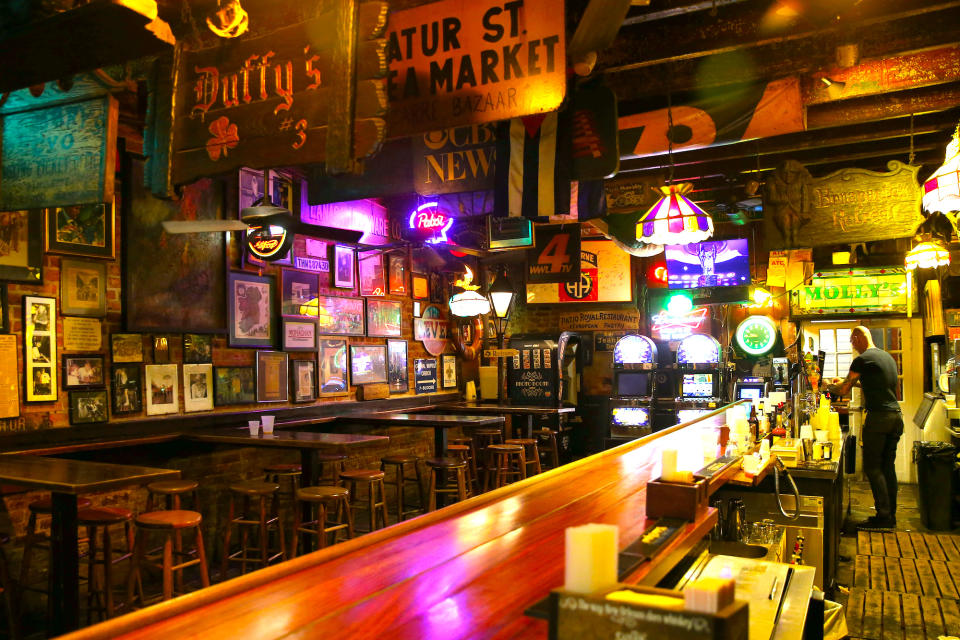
[61,406,739,640]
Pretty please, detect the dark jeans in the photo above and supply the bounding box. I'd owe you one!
[861,411,904,520]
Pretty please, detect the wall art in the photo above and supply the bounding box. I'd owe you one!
[213,366,256,405]
[387,339,409,394]
[183,363,214,412]
[0,210,43,283]
[63,355,105,389]
[282,318,317,351]
[227,271,276,348]
[60,258,107,317]
[358,250,385,296]
[315,295,365,336]
[256,351,289,402]
[111,333,143,363]
[366,299,402,338]
[292,358,317,403]
[45,202,115,259]
[281,268,319,317]
[388,252,408,295]
[334,245,355,289]
[441,354,458,389]
[69,389,109,425]
[183,333,213,364]
[349,344,387,385]
[111,364,142,414]
[62,317,102,352]
[23,296,56,402]
[0,335,20,418]
[318,339,348,396]
[144,363,179,416]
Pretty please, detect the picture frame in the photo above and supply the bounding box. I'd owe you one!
[183,333,213,364]
[45,202,115,259]
[441,354,458,389]
[413,301,422,318]
[69,389,109,425]
[333,245,355,289]
[152,335,170,363]
[429,272,444,304]
[0,284,8,333]
[0,210,43,283]
[183,363,214,412]
[59,258,106,317]
[214,366,256,405]
[0,335,19,419]
[111,333,143,363]
[358,251,386,296]
[387,339,409,394]
[144,363,179,416]
[256,351,289,402]
[292,358,317,403]
[23,295,57,402]
[227,271,276,348]
[366,299,402,338]
[63,355,105,389]
[318,339,348,396]
[412,274,429,300]
[349,344,388,385]
[388,251,408,295]
[111,365,142,414]
[62,317,102,352]
[282,318,317,351]
[280,268,319,317]
[314,295,365,336]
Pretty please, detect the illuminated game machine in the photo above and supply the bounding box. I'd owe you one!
[609,334,658,445]
[674,333,725,422]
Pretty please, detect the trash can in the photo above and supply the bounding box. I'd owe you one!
[913,441,956,531]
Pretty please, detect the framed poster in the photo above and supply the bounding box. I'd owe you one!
[333,245,355,289]
[441,354,458,389]
[414,358,438,394]
[111,365,142,414]
[315,295,365,336]
[318,339,348,396]
[358,251,386,296]
[23,296,57,402]
[281,268,319,317]
[388,252,408,295]
[183,333,213,364]
[63,355,105,389]
[45,202,115,259]
[282,318,317,351]
[0,335,20,418]
[228,271,276,348]
[153,336,170,363]
[0,210,43,283]
[349,344,387,385]
[144,363,179,416]
[412,274,428,300]
[256,351,289,402]
[63,317,102,352]
[366,299,402,338]
[0,283,7,334]
[183,363,214,412]
[61,259,107,317]
[526,240,633,304]
[69,390,109,425]
[387,339,409,394]
[214,366,256,405]
[292,359,317,403]
[413,301,422,318]
[111,333,143,363]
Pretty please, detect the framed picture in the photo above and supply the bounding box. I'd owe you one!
[387,339,409,394]
[0,210,43,283]
[240,168,293,268]
[429,272,444,304]
[413,301,422,318]
[350,344,387,385]
[24,295,57,402]
[315,295,365,336]
[256,351,289,402]
[282,318,317,351]
[46,202,115,259]
[318,339,348,396]
[183,333,213,364]
[63,355,105,389]
[183,363,214,412]
[333,245,355,289]
[441,354,458,389]
[63,317,102,352]
[358,251,385,296]
[269,170,296,213]
[388,252,408,295]
[111,333,143,363]
[281,268,319,317]
[0,335,18,418]
[111,365,142,414]
[153,336,170,363]
[144,363,179,416]
[214,366,256,405]
[412,274,428,300]
[69,390,109,425]
[366,299,402,338]
[60,259,107,317]
[292,358,317,403]
[0,284,8,333]
[227,271,276,348]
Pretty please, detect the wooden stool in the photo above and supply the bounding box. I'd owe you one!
[19,496,92,600]
[339,470,388,533]
[534,428,560,470]
[0,535,18,640]
[220,482,285,580]
[380,456,423,522]
[472,428,503,478]
[445,445,475,495]
[424,458,468,511]
[505,439,542,476]
[485,444,526,490]
[448,438,478,489]
[292,486,354,555]
[264,463,302,497]
[145,479,200,512]
[128,510,209,606]
[315,453,348,486]
[79,507,134,622]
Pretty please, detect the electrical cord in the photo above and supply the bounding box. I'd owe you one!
[773,458,801,520]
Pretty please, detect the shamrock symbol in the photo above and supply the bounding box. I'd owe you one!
[206,116,239,161]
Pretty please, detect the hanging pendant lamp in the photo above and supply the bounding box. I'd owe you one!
[905,238,950,270]
[636,182,715,245]
[923,124,960,215]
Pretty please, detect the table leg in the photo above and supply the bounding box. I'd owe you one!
[300,450,317,554]
[526,415,535,439]
[434,428,447,458]
[49,492,79,634]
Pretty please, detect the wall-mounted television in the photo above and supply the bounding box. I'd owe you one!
[666,239,750,289]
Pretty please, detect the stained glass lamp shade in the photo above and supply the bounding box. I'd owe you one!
[636,183,715,245]
[923,128,960,215]
[905,240,950,270]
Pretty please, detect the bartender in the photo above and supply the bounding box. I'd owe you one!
[826,326,903,531]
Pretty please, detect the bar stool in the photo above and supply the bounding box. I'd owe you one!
[505,438,542,476]
[534,428,560,470]
[0,535,19,640]
[128,510,209,605]
[220,482,285,580]
[339,470,388,533]
[485,444,526,490]
[380,455,424,522]
[448,437,478,488]
[291,486,354,555]
[424,458,468,511]
[264,463,302,498]
[472,428,503,478]
[19,496,92,600]
[145,479,200,512]
[445,445,475,495]
[79,506,134,622]
[315,453,348,486]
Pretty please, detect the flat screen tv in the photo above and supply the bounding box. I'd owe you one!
[682,373,714,398]
[666,239,750,289]
[616,371,650,397]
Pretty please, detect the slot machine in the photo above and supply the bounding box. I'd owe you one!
[608,335,658,445]
[674,334,725,420]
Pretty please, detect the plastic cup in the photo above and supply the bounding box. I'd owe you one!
[261,416,274,435]
[248,420,260,436]
[815,429,828,443]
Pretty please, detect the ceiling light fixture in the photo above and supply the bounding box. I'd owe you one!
[923,123,960,216]
[206,0,249,38]
[448,265,491,317]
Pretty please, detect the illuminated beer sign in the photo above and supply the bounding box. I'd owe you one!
[406,202,454,244]
[790,267,916,316]
[245,225,292,261]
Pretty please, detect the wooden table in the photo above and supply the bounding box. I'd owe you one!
[336,413,504,457]
[443,402,575,438]
[0,455,179,635]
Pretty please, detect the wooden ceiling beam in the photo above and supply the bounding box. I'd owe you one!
[807,83,960,129]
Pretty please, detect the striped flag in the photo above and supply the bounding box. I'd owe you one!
[495,112,571,220]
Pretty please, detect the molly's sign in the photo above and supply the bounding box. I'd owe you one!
[790,267,916,316]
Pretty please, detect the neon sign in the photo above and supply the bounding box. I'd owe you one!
[407,202,454,244]
[245,224,291,261]
[650,292,708,341]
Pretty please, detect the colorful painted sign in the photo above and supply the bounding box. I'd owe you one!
[558,309,639,332]
[790,267,916,316]
[414,304,450,355]
[406,202,454,244]
[526,240,632,304]
[527,225,581,284]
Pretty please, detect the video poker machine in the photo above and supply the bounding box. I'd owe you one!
[609,334,658,444]
[673,333,726,419]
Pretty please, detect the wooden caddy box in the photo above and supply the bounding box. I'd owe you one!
[645,476,709,520]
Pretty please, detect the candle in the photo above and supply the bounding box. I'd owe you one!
[684,577,736,614]
[661,449,677,481]
[564,524,619,594]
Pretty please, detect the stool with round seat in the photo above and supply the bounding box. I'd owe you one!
[505,438,542,477]
[339,470,388,533]
[380,455,423,522]
[445,445,475,496]
[220,482,285,580]
[534,428,560,470]
[314,453,349,486]
[291,486,354,555]
[264,463,302,497]
[424,458,468,511]
[485,444,526,490]
[19,496,92,602]
[145,479,200,512]
[79,506,134,622]
[0,534,19,640]
[448,438,478,489]
[471,428,503,480]
[128,510,209,606]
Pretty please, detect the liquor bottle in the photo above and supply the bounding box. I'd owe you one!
[748,404,760,443]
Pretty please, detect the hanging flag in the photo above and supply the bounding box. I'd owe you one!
[495,111,571,220]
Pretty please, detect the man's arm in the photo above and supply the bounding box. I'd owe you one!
[827,371,860,397]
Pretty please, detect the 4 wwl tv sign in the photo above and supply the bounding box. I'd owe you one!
[526,225,580,284]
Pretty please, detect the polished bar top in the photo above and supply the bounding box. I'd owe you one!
[0,455,179,494]
[337,412,505,427]
[445,402,576,415]
[188,428,389,448]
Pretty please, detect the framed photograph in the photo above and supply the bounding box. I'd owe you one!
[256,351,289,402]
[282,318,317,351]
[388,252,408,295]
[0,284,8,334]
[227,271,276,348]
[350,344,387,385]
[46,202,115,259]
[413,301,422,318]
[292,358,317,403]
[111,365,142,414]
[333,245,355,289]
[358,251,386,296]
[318,339,348,396]
[0,335,19,419]
[240,168,292,268]
[59,259,107,317]
[315,295,365,336]
[387,339,409,394]
[144,363,179,416]
[281,268,319,317]
[111,333,143,363]
[63,355,105,389]
[23,295,57,402]
[153,335,170,363]
[429,272,444,304]
[63,317,102,352]
[412,274,428,300]
[183,333,213,364]
[214,366,256,405]
[0,210,43,283]
[441,354,458,389]
[366,299,402,338]
[183,363,214,412]
[69,390,109,425]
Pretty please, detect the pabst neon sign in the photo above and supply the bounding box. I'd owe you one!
[407,202,453,244]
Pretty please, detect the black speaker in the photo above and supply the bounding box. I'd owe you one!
[653,370,676,398]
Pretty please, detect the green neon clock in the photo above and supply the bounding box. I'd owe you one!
[735,315,778,357]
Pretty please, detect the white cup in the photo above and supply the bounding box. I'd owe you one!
[815,429,829,443]
[261,415,274,434]
[247,420,260,436]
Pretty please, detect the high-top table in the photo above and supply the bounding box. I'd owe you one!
[336,413,504,457]
[0,455,180,634]
[442,402,575,438]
